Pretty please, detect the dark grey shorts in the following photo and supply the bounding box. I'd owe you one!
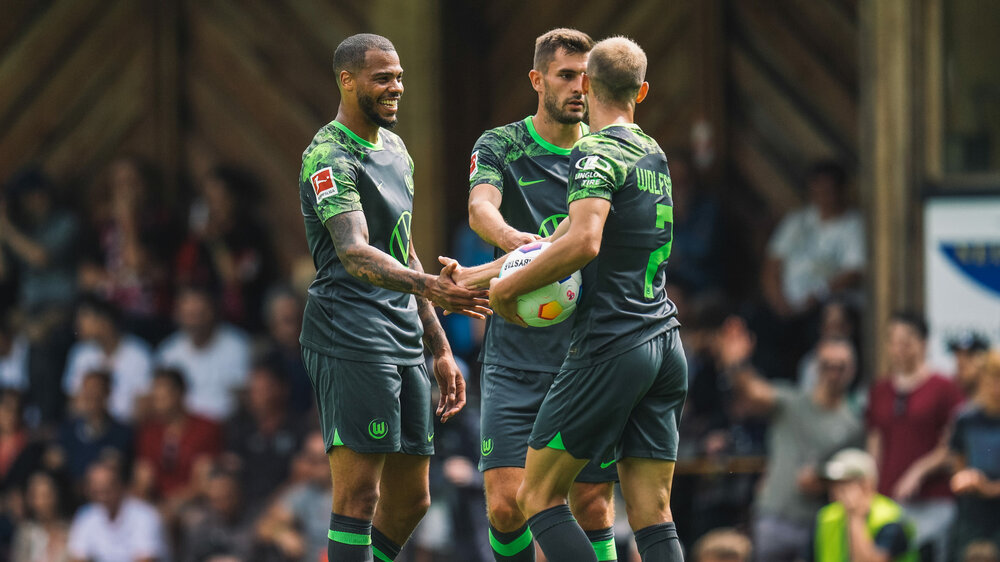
[528,328,687,466]
[302,347,434,455]
[479,363,617,483]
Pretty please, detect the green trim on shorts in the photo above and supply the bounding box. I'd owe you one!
[328,529,372,545]
[489,527,534,556]
[373,546,393,561]
[546,432,566,450]
[333,429,344,447]
[592,538,617,560]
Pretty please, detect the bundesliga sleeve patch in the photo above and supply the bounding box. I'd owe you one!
[310,167,338,202]
[469,150,479,180]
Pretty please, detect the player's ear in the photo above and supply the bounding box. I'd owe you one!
[339,70,355,92]
[635,82,649,104]
[581,73,590,95]
[528,69,543,93]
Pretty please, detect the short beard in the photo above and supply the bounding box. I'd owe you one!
[543,88,583,125]
[358,91,398,129]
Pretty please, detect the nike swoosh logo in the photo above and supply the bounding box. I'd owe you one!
[517,176,545,187]
[427,433,434,442]
[600,460,616,469]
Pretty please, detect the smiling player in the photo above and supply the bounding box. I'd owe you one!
[299,33,489,562]
[467,28,619,562]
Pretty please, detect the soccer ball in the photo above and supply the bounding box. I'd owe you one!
[499,242,582,328]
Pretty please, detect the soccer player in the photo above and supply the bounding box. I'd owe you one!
[467,28,620,562]
[490,37,687,562]
[299,33,490,562]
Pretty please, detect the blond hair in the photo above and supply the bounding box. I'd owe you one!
[692,528,752,562]
[587,36,647,107]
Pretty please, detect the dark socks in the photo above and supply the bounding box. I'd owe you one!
[527,505,598,562]
[634,522,683,562]
[585,527,617,561]
[328,513,373,562]
[371,527,401,562]
[489,523,535,561]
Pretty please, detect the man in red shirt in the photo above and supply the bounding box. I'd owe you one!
[866,312,964,562]
[134,368,221,507]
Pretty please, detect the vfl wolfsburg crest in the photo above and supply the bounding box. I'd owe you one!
[538,213,567,237]
[481,438,494,456]
[389,211,412,265]
[368,419,388,440]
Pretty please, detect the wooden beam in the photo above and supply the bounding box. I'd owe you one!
[152,0,180,205]
[860,0,916,375]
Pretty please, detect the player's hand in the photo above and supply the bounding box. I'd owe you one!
[433,353,466,422]
[427,261,491,319]
[501,230,541,253]
[489,278,528,327]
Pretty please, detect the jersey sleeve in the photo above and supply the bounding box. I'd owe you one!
[567,136,627,203]
[301,141,363,223]
[469,130,507,193]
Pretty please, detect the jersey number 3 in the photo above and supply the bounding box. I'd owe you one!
[644,204,673,299]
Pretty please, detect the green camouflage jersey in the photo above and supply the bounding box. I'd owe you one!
[470,116,586,372]
[563,123,680,369]
[299,119,423,365]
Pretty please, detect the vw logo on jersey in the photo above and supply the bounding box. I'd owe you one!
[389,211,412,265]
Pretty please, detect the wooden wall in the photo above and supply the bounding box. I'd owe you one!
[2,0,862,279]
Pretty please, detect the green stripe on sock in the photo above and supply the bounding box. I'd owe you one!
[489,527,533,556]
[591,537,617,561]
[328,529,372,545]
[373,546,393,561]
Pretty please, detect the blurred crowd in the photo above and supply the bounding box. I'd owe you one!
[0,154,997,562]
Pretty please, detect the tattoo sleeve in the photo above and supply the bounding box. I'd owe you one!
[325,211,429,296]
[410,250,452,357]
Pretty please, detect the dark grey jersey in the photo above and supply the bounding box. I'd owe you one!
[563,124,680,368]
[299,120,423,365]
[470,117,586,371]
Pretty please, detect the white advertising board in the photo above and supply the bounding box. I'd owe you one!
[924,196,1000,371]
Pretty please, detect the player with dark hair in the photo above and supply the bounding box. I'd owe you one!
[485,36,686,561]
[467,27,619,562]
[299,33,489,562]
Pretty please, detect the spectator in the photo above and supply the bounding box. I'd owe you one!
[867,312,964,562]
[0,316,28,391]
[223,363,304,516]
[78,156,174,344]
[156,285,250,421]
[811,448,916,562]
[54,370,132,483]
[756,161,865,379]
[177,468,253,562]
[134,368,221,505]
[797,300,861,396]
[720,317,864,562]
[692,528,752,562]
[67,460,167,562]
[0,390,45,492]
[949,352,1000,555]
[762,161,864,317]
[0,168,78,312]
[63,295,153,422]
[255,430,331,562]
[175,166,276,330]
[259,286,312,413]
[666,151,727,295]
[11,470,72,562]
[949,332,991,399]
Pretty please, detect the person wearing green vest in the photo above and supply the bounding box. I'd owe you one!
[811,448,917,562]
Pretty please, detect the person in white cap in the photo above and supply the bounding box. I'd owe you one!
[811,448,917,562]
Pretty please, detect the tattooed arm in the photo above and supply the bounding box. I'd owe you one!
[411,249,466,421]
[325,210,490,318]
